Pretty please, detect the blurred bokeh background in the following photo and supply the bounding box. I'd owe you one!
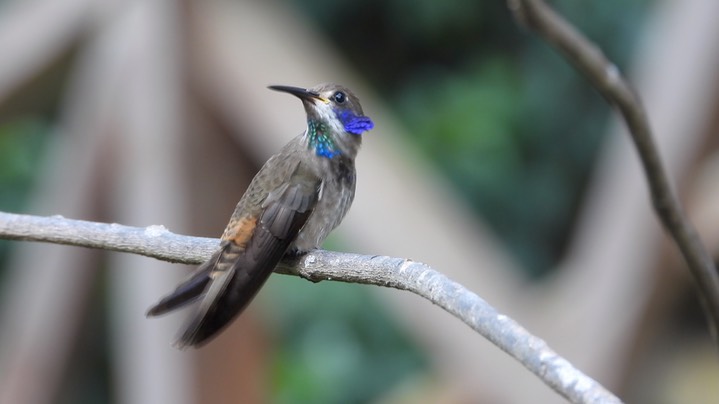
[1,0,719,403]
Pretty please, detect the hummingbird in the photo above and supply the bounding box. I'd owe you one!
[146,83,374,348]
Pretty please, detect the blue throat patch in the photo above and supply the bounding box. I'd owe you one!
[307,112,374,159]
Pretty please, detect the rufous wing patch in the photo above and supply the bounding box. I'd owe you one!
[220,215,258,248]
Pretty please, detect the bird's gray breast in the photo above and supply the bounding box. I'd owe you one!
[291,155,356,252]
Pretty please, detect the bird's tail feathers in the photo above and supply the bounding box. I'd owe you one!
[145,247,226,317]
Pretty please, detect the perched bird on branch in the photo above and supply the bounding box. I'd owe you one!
[146,83,374,348]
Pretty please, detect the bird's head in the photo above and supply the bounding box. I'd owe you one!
[269,83,374,159]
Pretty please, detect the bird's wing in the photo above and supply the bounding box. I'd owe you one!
[171,163,321,348]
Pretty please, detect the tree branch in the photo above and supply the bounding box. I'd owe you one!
[509,0,719,344]
[0,211,621,403]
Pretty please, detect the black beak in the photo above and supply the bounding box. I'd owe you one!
[268,85,321,101]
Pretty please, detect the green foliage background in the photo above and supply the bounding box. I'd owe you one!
[0,118,49,265]
[295,0,652,276]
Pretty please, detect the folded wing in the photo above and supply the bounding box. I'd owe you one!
[147,163,321,348]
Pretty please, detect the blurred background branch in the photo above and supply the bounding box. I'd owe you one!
[510,0,719,349]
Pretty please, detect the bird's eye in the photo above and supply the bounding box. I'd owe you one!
[333,91,346,104]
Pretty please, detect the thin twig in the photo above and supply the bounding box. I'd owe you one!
[0,211,622,403]
[509,0,719,344]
